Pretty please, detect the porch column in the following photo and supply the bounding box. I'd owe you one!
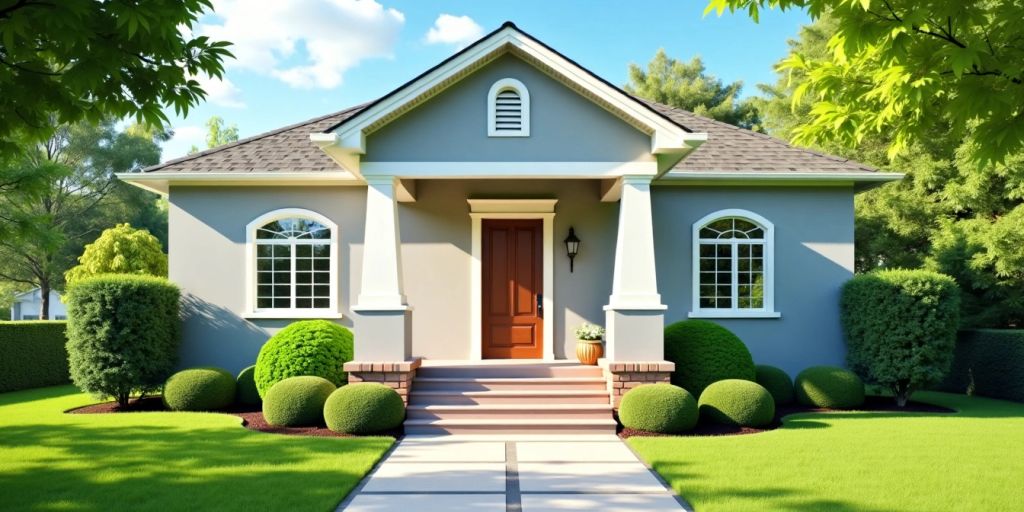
[352,176,411,361]
[604,174,666,361]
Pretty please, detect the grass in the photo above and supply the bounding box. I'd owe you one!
[0,386,393,511]
[629,391,1024,511]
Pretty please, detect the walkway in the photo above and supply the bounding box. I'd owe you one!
[339,435,691,511]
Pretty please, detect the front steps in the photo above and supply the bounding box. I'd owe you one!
[404,361,616,435]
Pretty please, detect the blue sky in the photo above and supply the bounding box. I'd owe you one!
[161,0,809,161]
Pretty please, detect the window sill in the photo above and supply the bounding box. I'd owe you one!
[688,310,781,319]
[243,310,343,320]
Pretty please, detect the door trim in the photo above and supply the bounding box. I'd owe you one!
[469,199,555,361]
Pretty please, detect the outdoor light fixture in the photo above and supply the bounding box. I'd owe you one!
[564,227,581,272]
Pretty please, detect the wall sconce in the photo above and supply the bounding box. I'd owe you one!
[564,227,581,272]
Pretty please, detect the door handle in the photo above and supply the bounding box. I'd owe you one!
[537,293,543,318]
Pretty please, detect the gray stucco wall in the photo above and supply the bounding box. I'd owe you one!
[363,53,654,163]
[652,185,856,377]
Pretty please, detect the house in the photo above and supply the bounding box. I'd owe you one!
[119,23,899,424]
[9,288,67,321]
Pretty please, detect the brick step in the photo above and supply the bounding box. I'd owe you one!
[407,389,611,405]
[412,377,607,392]
[416,362,603,379]
[406,403,612,420]
[403,418,618,436]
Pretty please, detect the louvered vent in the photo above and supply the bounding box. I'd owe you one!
[493,89,523,132]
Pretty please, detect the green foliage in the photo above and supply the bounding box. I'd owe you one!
[65,275,180,407]
[262,376,336,427]
[65,224,167,284]
[162,367,236,411]
[254,320,354,398]
[324,383,405,435]
[697,379,775,427]
[235,365,261,406]
[0,0,232,160]
[0,321,69,392]
[755,365,795,405]
[841,269,961,406]
[664,320,756,397]
[795,366,865,409]
[940,330,1024,403]
[618,383,698,433]
[626,50,761,129]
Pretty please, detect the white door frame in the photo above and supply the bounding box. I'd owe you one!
[469,199,556,361]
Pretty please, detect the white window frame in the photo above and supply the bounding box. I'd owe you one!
[244,208,341,319]
[487,78,530,137]
[689,208,780,319]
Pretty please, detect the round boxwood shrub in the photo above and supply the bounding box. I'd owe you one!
[795,366,865,409]
[664,320,756,397]
[618,383,698,433]
[163,367,236,411]
[262,376,336,427]
[324,383,405,434]
[236,365,261,405]
[697,379,776,427]
[254,320,354,398]
[755,365,795,405]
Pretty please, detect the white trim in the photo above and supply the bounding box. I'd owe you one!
[661,171,904,183]
[245,208,340,319]
[360,161,658,178]
[116,171,361,195]
[689,208,779,319]
[488,78,530,137]
[469,199,556,361]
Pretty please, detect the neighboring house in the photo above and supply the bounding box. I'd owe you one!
[120,23,900,384]
[10,288,67,321]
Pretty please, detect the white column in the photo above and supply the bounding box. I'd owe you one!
[355,176,406,310]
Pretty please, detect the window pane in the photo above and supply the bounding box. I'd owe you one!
[296,298,312,308]
[273,284,290,297]
[257,245,272,257]
[716,298,731,308]
[273,298,290,308]
[257,285,272,297]
[296,258,312,271]
[257,298,272,308]
[313,298,330,308]
[716,244,730,258]
[313,258,329,271]
[699,258,715,271]
[296,245,312,257]
[313,285,330,297]
[273,258,290,271]
[273,271,290,284]
[700,297,716,308]
[313,244,330,257]
[296,285,311,297]
[296,272,312,284]
[272,245,290,258]
[699,244,715,257]
[313,271,330,284]
[257,259,273,271]
[257,271,273,285]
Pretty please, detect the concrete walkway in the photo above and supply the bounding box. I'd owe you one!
[339,435,691,511]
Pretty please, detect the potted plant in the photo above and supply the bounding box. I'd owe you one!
[574,323,605,365]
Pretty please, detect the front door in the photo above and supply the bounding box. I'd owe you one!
[482,219,543,359]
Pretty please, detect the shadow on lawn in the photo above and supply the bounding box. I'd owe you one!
[0,420,390,511]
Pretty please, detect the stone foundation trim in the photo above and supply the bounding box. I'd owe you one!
[598,359,675,408]
[345,357,422,404]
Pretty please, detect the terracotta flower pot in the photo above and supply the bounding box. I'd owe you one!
[576,339,604,365]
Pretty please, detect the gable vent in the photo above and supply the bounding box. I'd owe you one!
[488,78,530,137]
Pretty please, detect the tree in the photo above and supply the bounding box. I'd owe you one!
[65,224,167,284]
[0,0,231,161]
[625,50,762,129]
[706,0,1024,165]
[188,116,240,154]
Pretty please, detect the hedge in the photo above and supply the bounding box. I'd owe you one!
[664,319,756,397]
[163,367,236,411]
[324,383,405,434]
[938,330,1024,403]
[698,379,776,428]
[618,383,698,433]
[254,320,353,398]
[0,321,70,392]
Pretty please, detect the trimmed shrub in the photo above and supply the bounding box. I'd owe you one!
[664,319,756,397]
[66,275,180,407]
[254,320,353,398]
[0,321,70,392]
[698,379,776,427]
[236,365,261,405]
[841,269,960,406]
[65,224,167,284]
[163,367,236,411]
[795,366,865,409]
[324,383,405,434]
[263,376,336,427]
[939,330,1024,403]
[618,383,698,433]
[755,365,795,405]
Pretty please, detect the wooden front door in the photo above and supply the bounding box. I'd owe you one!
[482,219,543,359]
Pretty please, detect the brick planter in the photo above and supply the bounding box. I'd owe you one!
[344,358,422,405]
[598,360,675,408]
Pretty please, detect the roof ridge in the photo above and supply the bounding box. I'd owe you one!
[141,102,372,173]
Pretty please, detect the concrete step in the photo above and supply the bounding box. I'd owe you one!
[408,389,611,405]
[416,362,603,379]
[406,403,613,420]
[403,418,618,436]
[412,377,608,392]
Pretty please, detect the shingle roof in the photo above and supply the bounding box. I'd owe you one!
[141,100,877,175]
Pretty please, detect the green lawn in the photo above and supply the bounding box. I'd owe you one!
[0,386,393,511]
[629,392,1024,511]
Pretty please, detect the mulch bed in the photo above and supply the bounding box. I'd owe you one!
[67,397,403,439]
[618,395,955,439]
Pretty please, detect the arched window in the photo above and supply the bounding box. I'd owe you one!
[488,78,530,137]
[690,209,778,318]
[245,209,339,318]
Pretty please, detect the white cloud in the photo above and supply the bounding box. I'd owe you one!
[170,125,205,148]
[199,0,405,89]
[425,14,483,47]
[195,75,246,108]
